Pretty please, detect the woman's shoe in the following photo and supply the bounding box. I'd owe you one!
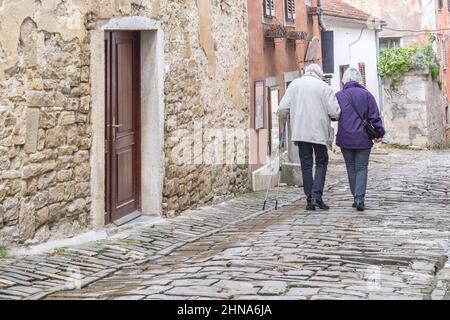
[356,202,365,211]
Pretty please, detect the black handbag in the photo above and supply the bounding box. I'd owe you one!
[344,92,378,140]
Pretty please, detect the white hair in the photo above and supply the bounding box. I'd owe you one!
[342,68,362,85]
[305,64,324,78]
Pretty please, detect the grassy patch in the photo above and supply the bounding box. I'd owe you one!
[0,248,7,259]
[95,247,108,256]
[66,249,80,255]
[53,247,66,255]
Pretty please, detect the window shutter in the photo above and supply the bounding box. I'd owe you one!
[358,63,367,87]
[264,0,275,18]
[285,0,295,21]
[321,31,334,74]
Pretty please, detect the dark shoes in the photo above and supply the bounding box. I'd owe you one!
[355,202,365,211]
[306,198,329,211]
[306,198,316,211]
[306,201,316,211]
[312,199,330,210]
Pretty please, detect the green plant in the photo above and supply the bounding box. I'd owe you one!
[53,247,66,255]
[378,43,438,88]
[431,65,440,81]
[96,246,108,256]
[0,248,7,259]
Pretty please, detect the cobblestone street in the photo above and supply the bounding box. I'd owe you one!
[1,149,450,300]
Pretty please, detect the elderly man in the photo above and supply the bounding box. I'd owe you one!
[279,64,341,211]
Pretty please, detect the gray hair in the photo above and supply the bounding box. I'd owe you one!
[305,64,324,78]
[342,68,362,85]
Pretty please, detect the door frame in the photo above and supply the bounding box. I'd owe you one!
[89,17,166,229]
[105,30,142,225]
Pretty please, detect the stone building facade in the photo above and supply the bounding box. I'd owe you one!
[434,0,450,140]
[383,71,448,149]
[248,0,322,190]
[0,0,250,246]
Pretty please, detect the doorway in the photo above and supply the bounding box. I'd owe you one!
[105,31,142,225]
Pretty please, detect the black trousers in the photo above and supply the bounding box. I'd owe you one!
[296,141,329,201]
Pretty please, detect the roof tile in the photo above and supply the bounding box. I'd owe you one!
[322,0,376,21]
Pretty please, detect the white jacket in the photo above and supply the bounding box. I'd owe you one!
[279,72,341,147]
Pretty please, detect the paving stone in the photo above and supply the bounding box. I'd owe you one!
[170,279,219,287]
[285,287,320,296]
[0,150,448,301]
[257,281,288,295]
[164,286,222,296]
[6,286,42,294]
[112,295,145,300]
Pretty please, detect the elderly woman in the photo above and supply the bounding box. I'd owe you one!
[335,68,385,211]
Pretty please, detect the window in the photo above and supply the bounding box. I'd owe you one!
[285,0,296,22]
[321,31,335,74]
[339,65,349,90]
[380,37,401,49]
[358,63,367,87]
[446,106,449,125]
[448,0,450,11]
[442,38,447,70]
[263,0,275,19]
[439,0,443,10]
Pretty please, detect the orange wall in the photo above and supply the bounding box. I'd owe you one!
[436,3,450,104]
[248,0,321,170]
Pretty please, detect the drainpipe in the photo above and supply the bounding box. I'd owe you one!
[375,27,385,124]
[317,0,327,31]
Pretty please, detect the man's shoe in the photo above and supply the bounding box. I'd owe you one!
[352,202,357,208]
[313,199,330,210]
[306,202,316,211]
[356,202,365,211]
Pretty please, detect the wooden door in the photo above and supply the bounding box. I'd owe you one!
[105,31,141,225]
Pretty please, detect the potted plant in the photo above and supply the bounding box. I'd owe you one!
[264,20,288,39]
[287,30,307,42]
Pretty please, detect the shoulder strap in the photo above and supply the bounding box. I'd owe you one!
[343,91,366,122]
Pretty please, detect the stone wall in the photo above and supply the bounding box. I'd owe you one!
[0,0,250,246]
[382,72,448,149]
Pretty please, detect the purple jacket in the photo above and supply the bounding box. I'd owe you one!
[335,81,386,150]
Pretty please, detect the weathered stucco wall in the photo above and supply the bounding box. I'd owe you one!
[383,72,448,149]
[0,0,250,245]
[343,0,436,46]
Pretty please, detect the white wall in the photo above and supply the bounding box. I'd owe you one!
[324,19,381,105]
